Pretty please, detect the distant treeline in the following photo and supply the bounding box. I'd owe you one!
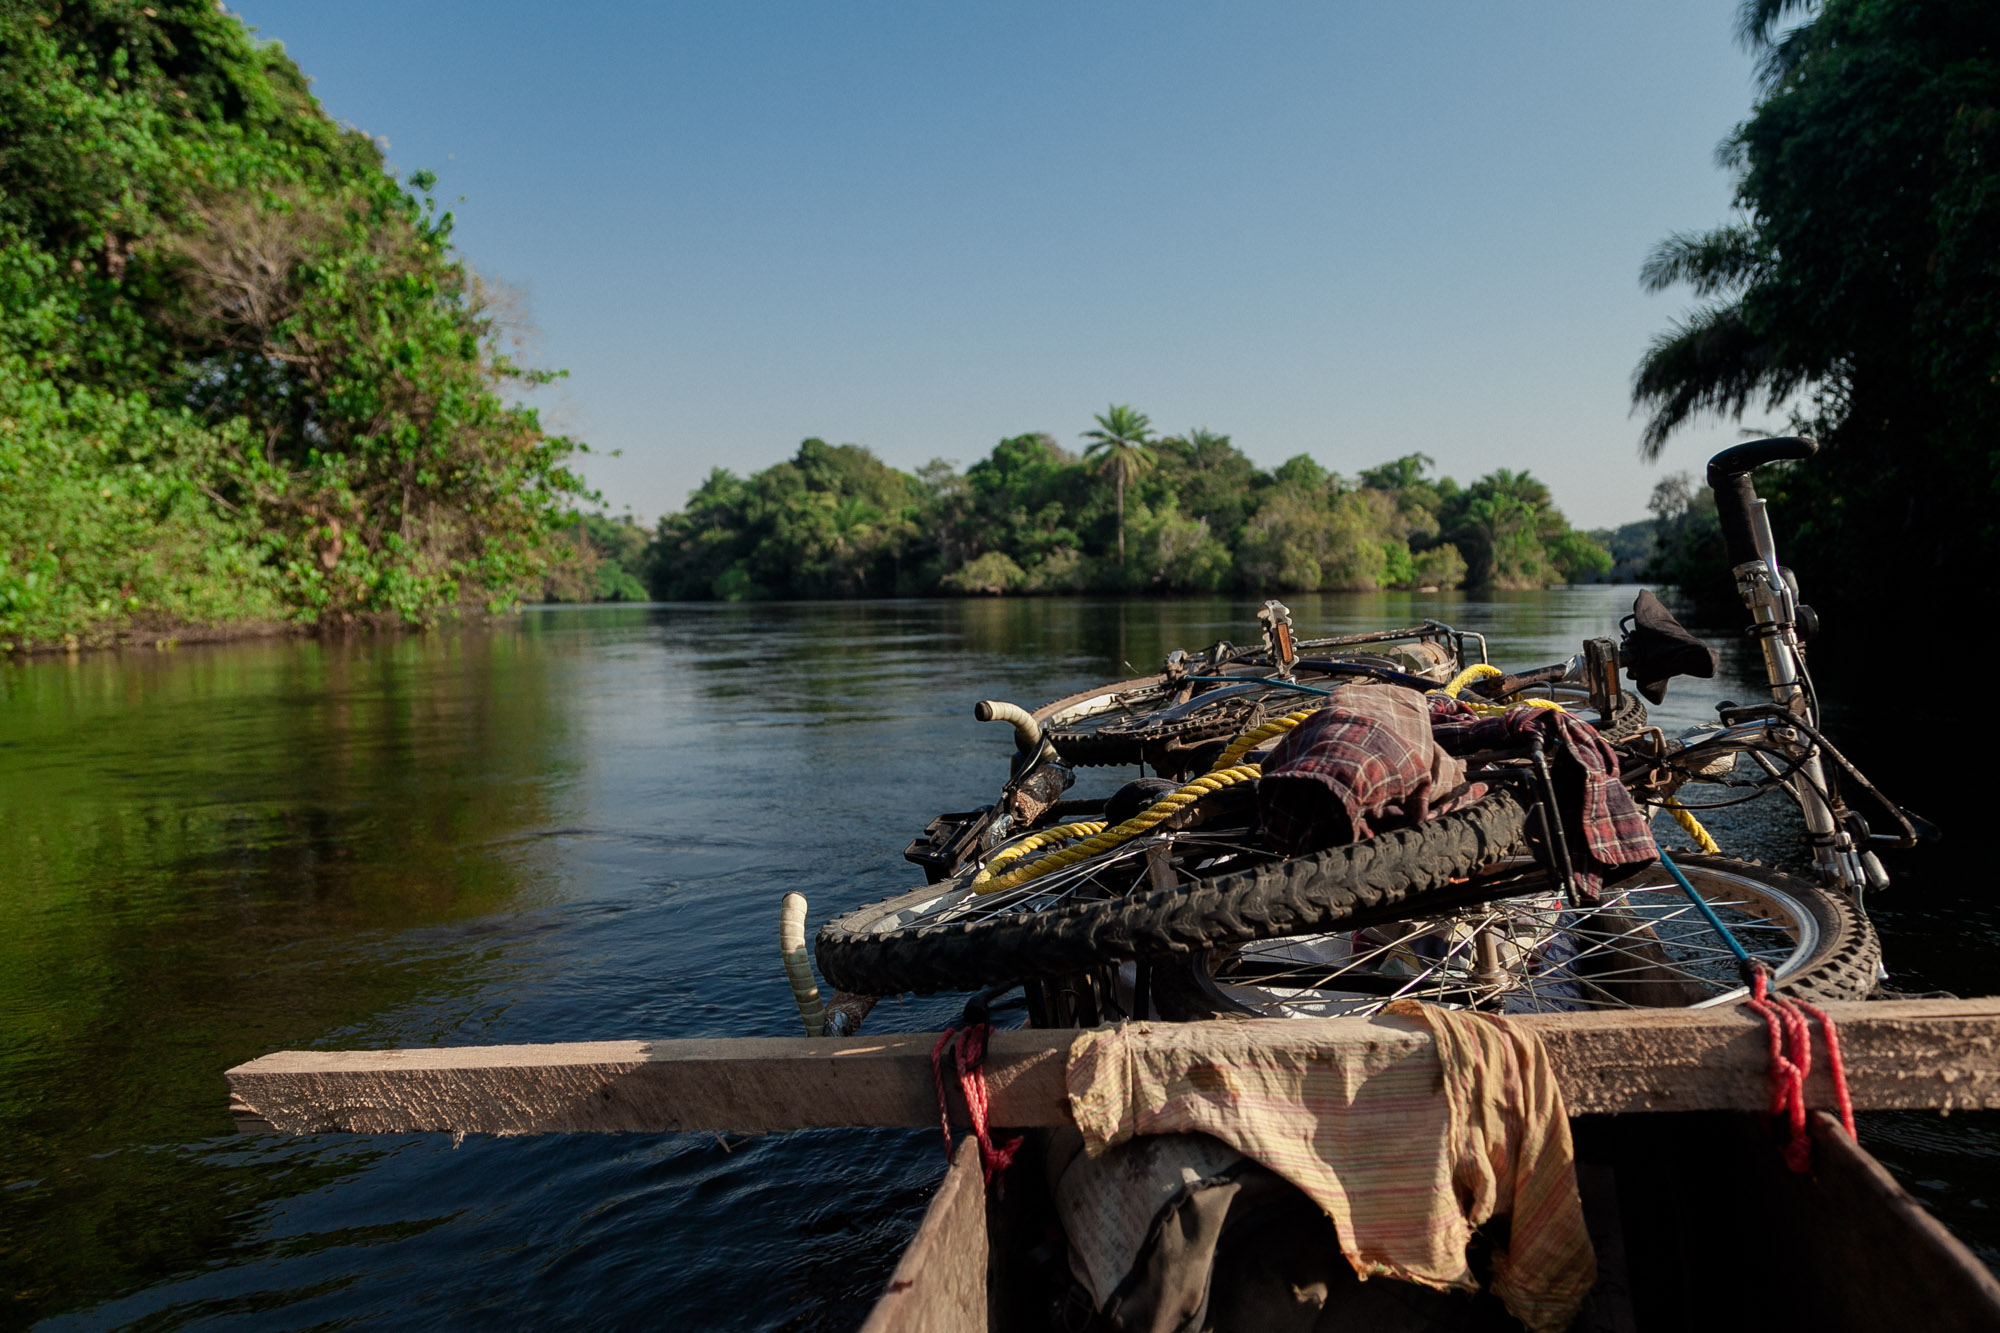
[554,409,1614,602]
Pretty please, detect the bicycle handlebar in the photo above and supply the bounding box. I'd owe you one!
[1706,437,1817,568]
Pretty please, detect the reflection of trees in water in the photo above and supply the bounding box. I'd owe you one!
[654,592,1662,731]
[0,627,580,1322]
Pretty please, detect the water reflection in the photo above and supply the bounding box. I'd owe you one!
[1,632,576,1321]
[1,590,1991,1327]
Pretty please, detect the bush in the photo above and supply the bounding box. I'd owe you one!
[942,552,1028,595]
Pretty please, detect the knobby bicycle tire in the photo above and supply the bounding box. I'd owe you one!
[815,789,1530,996]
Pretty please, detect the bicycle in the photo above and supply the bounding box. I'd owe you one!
[817,440,1923,1023]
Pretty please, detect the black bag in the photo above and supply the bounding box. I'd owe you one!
[1621,589,1720,704]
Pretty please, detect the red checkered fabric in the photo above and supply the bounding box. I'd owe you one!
[1258,685,1484,853]
[1255,685,1657,897]
[1426,695,1657,895]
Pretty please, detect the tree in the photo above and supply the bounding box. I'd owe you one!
[1152,427,1261,544]
[1632,0,2000,620]
[0,0,588,645]
[643,434,1603,599]
[1360,454,1436,492]
[1080,405,1157,567]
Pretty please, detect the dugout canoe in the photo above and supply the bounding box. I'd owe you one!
[864,1111,2000,1333]
[225,1001,2000,1330]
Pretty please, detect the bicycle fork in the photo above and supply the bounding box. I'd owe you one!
[1714,441,1876,902]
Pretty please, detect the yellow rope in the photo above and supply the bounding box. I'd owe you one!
[1664,799,1722,855]
[1431,662,1568,718]
[973,765,1264,895]
[1439,662,1503,699]
[1209,707,1322,771]
[973,702,1326,896]
[971,821,1106,887]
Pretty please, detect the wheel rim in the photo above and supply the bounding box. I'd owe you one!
[1192,862,1823,1017]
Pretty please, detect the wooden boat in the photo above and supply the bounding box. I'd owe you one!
[867,1113,2000,1332]
[229,1000,2000,1330]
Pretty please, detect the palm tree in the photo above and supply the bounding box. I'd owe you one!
[827,494,884,595]
[1081,404,1157,567]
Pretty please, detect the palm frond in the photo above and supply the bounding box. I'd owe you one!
[1632,302,1779,458]
[1640,226,1763,297]
[1735,0,1816,51]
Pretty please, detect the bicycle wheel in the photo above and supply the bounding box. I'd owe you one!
[815,789,1529,996]
[1036,663,1441,771]
[1038,676,1245,770]
[1150,854,1879,1019]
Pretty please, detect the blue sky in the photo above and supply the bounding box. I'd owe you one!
[233,1,1774,530]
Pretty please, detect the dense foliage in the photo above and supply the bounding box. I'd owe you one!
[642,414,1610,600]
[1634,0,2000,622]
[0,0,587,650]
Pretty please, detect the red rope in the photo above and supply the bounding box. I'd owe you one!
[1744,967,1857,1171]
[1796,996,1859,1140]
[931,1022,1023,1184]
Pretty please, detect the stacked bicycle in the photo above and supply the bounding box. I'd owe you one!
[816,441,1927,1028]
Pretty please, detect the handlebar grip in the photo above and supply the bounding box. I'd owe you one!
[1705,437,1816,568]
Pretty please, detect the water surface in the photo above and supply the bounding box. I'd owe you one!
[1,591,1989,1327]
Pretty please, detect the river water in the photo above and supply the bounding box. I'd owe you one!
[2,589,1992,1328]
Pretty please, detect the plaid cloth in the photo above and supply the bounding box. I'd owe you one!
[1426,695,1657,897]
[1258,685,1484,853]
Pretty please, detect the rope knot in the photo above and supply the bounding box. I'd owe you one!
[1742,964,1857,1171]
[932,1019,1023,1184]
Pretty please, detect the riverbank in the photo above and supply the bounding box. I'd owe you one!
[0,618,298,658]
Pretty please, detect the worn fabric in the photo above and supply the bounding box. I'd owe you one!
[1066,1015,1595,1333]
[1426,694,1657,897]
[1056,1131,1247,1314]
[1386,1002,1598,1332]
[1057,1137,1508,1333]
[1258,684,1483,853]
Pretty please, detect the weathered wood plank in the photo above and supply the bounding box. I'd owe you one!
[1517,996,2000,1115]
[860,1138,988,1333]
[226,1032,1070,1135]
[225,997,2000,1135]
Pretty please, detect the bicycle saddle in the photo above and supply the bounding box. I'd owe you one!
[1620,589,1720,704]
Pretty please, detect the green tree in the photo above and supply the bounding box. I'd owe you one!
[543,512,650,602]
[1632,0,2000,618]
[1359,454,1436,492]
[644,440,920,599]
[1235,488,1388,592]
[1152,427,1261,544]
[1442,470,1607,589]
[0,0,587,646]
[1080,405,1157,568]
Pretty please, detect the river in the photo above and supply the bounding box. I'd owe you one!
[2,589,1992,1328]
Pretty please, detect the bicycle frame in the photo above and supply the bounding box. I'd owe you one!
[1705,439,1876,899]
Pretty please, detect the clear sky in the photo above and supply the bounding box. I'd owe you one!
[231,1,1775,530]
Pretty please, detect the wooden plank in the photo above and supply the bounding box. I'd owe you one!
[225,997,2000,1135]
[1517,996,2000,1115]
[225,1032,1070,1135]
[1798,1111,2000,1332]
[860,1138,988,1333]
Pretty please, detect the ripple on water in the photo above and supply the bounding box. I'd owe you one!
[2,591,1992,1327]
